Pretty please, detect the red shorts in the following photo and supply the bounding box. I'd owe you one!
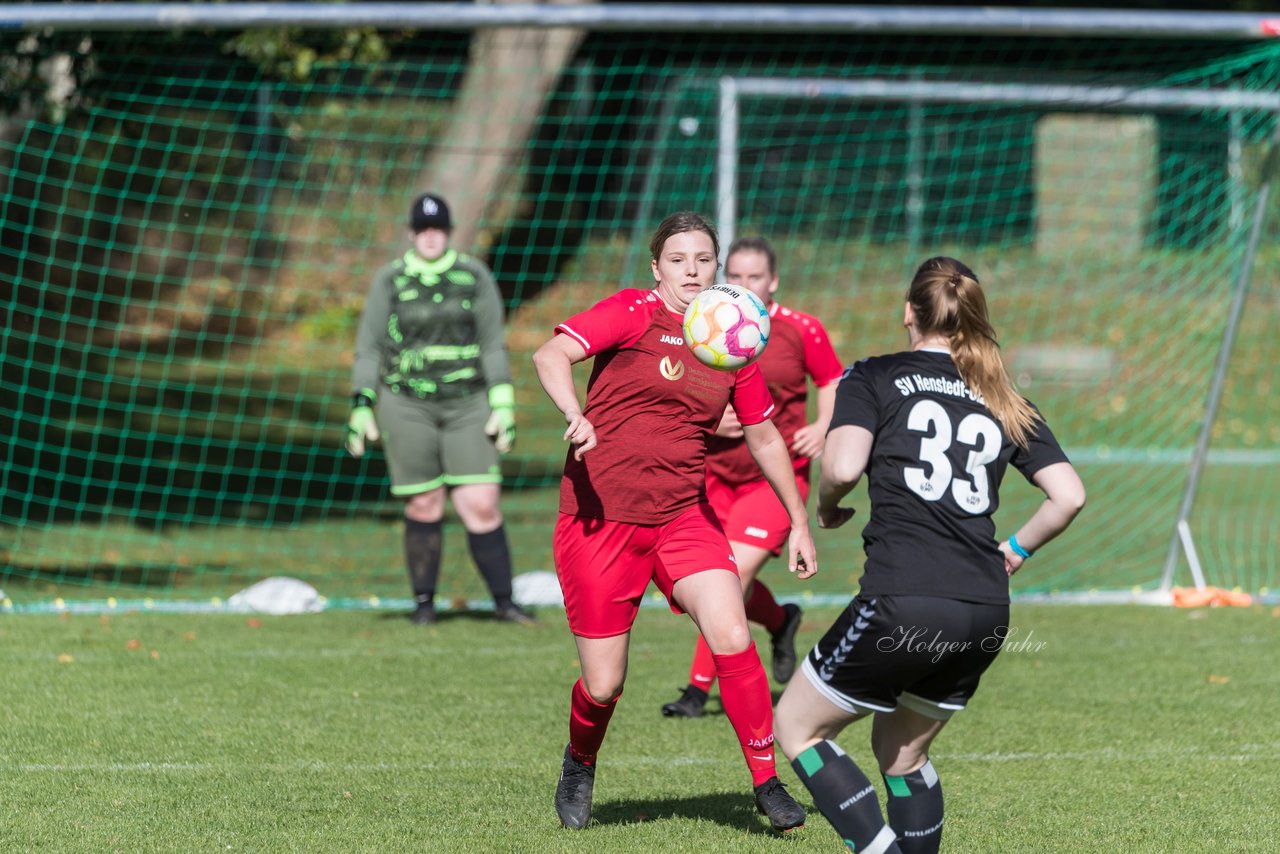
[553,503,737,639]
[705,470,810,556]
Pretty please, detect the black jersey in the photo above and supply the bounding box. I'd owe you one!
[830,349,1069,604]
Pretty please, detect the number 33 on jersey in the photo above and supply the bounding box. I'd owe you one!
[844,352,1066,522]
[903,398,1002,514]
[828,350,1070,603]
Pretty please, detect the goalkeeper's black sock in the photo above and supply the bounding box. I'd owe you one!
[404,517,444,606]
[791,740,901,854]
[884,761,943,854]
[467,526,515,608]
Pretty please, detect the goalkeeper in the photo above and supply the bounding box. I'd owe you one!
[345,192,534,625]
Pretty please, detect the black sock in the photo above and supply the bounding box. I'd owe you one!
[467,526,514,608]
[884,760,943,854]
[791,740,901,854]
[404,518,443,607]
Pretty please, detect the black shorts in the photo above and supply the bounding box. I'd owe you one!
[801,593,1010,720]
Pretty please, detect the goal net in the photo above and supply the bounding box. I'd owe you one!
[3,18,1279,608]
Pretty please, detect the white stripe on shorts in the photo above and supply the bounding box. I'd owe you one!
[801,658,895,716]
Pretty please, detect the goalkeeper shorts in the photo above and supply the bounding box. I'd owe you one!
[378,389,501,495]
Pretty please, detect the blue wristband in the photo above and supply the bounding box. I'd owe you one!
[1009,533,1033,559]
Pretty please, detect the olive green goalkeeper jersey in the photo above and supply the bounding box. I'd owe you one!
[352,249,512,399]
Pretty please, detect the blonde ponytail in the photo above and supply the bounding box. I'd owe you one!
[908,258,1040,448]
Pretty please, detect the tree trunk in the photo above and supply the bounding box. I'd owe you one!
[416,0,594,251]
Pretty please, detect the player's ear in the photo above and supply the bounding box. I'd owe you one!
[903,301,914,328]
[651,258,661,283]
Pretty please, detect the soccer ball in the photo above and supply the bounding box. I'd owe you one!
[682,283,770,370]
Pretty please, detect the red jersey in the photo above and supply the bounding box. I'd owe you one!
[555,288,776,524]
[706,301,844,484]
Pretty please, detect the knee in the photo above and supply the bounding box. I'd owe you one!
[872,739,926,776]
[776,725,823,766]
[454,489,503,531]
[465,505,503,531]
[699,617,753,654]
[880,754,929,777]
[706,622,752,655]
[580,675,624,705]
[404,490,444,522]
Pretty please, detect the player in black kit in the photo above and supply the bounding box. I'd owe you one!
[773,257,1086,854]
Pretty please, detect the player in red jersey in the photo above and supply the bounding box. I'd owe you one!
[662,237,844,719]
[532,212,818,833]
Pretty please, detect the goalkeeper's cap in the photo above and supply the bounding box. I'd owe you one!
[409,193,452,233]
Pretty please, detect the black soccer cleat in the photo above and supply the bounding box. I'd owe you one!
[555,745,596,829]
[754,776,806,832]
[770,603,803,684]
[409,603,437,625]
[661,685,708,718]
[495,602,538,625]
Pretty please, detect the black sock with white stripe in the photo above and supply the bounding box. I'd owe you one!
[883,760,943,854]
[792,739,901,853]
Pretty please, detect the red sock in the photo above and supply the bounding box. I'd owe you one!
[745,580,786,634]
[688,636,718,692]
[568,678,618,766]
[713,642,777,787]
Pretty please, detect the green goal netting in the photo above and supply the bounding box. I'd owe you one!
[3,24,1280,610]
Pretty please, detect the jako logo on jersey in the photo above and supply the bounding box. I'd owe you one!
[659,356,685,381]
[659,333,685,346]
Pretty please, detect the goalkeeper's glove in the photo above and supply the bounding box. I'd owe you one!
[345,390,380,458]
[484,383,516,454]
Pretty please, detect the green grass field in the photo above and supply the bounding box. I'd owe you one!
[2,603,1277,852]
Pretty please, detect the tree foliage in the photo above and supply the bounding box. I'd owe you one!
[222,26,393,82]
[0,31,95,120]
[2,17,398,121]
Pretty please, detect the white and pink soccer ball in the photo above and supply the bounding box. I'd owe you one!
[682,282,771,370]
